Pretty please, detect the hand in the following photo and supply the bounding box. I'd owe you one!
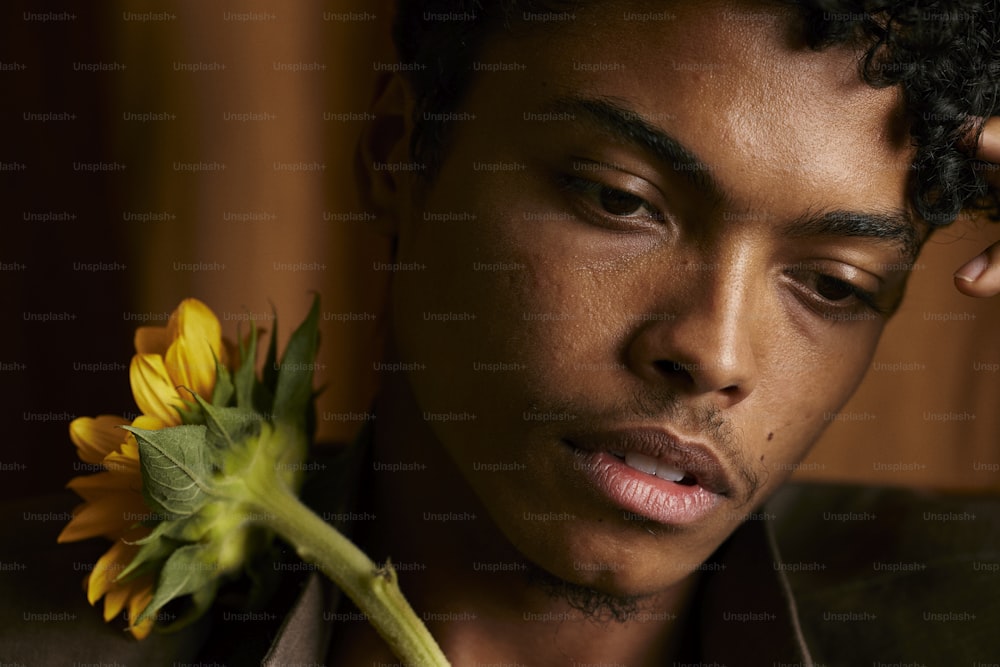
[954,116,1000,297]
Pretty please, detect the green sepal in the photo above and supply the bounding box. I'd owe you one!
[261,306,280,402]
[118,507,219,583]
[134,543,218,626]
[211,357,235,407]
[192,395,262,452]
[271,295,320,427]
[117,523,180,583]
[125,425,217,520]
[159,581,220,633]
[174,406,198,425]
[233,323,259,412]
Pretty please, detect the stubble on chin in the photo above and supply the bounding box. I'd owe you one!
[524,561,655,625]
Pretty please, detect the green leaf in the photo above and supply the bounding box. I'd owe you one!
[125,425,217,519]
[135,544,218,626]
[271,295,321,426]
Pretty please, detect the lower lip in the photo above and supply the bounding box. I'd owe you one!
[571,448,722,526]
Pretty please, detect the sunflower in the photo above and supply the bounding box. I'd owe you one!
[58,298,229,638]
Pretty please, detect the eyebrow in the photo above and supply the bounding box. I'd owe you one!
[548,94,920,262]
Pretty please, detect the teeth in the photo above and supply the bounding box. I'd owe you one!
[624,451,660,475]
[623,451,686,482]
[655,463,686,483]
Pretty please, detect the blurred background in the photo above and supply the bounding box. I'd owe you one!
[2,0,998,502]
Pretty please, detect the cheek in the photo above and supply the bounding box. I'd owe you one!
[391,174,613,409]
[745,327,883,491]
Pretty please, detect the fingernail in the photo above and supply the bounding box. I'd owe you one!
[955,253,988,282]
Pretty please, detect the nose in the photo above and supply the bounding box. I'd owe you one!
[625,254,760,407]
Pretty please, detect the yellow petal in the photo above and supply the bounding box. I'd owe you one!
[66,471,140,498]
[57,495,138,543]
[105,439,144,476]
[130,616,155,640]
[87,541,135,604]
[130,354,184,425]
[166,298,226,399]
[116,439,140,461]
[127,582,156,639]
[102,449,140,475]
[131,414,167,431]
[165,334,217,402]
[134,325,170,356]
[102,582,130,622]
[172,298,225,362]
[69,416,130,465]
[113,417,161,472]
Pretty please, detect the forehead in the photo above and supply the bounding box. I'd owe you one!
[472,0,915,221]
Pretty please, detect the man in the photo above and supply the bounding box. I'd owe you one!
[325,0,1000,664]
[3,1,999,665]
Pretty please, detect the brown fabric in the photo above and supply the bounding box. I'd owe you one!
[263,572,336,667]
[769,483,1000,665]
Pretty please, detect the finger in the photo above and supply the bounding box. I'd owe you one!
[954,240,1000,297]
[977,116,1000,163]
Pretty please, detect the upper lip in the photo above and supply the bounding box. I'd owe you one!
[566,426,734,496]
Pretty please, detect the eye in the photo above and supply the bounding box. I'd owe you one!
[785,266,887,320]
[813,275,857,302]
[558,174,665,227]
[595,187,649,217]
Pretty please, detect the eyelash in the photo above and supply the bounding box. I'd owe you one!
[557,174,665,228]
[785,270,886,319]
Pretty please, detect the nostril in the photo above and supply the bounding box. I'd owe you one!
[653,360,697,388]
[671,361,710,374]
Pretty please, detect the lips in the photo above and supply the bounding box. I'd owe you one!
[568,426,733,495]
[564,426,734,525]
[611,450,691,483]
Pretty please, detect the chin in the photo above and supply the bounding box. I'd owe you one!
[523,555,684,622]
[505,514,720,602]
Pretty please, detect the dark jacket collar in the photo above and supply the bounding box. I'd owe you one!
[696,516,814,665]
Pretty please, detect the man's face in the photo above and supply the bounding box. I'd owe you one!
[385,1,918,599]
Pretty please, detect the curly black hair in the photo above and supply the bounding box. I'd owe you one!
[392,0,1000,226]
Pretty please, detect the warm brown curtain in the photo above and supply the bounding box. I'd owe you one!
[111,0,395,445]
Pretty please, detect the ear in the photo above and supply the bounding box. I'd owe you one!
[355,72,417,234]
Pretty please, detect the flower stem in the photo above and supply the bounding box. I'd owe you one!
[253,481,451,667]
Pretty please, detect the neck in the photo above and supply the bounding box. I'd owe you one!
[328,375,700,666]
